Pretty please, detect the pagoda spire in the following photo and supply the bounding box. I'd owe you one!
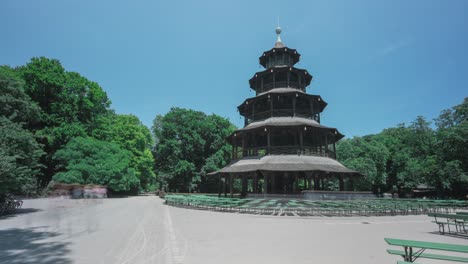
[274,26,284,48]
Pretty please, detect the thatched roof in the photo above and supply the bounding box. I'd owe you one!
[209,155,359,175]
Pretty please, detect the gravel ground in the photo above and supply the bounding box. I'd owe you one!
[0,196,466,264]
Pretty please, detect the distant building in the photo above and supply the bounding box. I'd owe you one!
[211,28,361,196]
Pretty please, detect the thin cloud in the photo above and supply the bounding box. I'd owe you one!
[378,39,411,56]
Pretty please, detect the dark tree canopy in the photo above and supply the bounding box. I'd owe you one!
[92,113,157,191]
[0,117,44,198]
[14,57,112,186]
[53,137,139,192]
[152,107,235,192]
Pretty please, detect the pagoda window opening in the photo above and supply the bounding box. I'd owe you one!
[289,72,300,90]
[272,95,293,117]
[252,98,270,121]
[296,96,311,118]
[275,71,288,88]
[270,129,296,154]
[264,74,274,90]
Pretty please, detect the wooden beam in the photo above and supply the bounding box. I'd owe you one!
[229,174,234,198]
[339,174,344,191]
[218,174,222,197]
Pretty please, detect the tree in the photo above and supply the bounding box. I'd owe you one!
[17,57,111,185]
[0,66,41,124]
[433,98,468,196]
[92,113,156,191]
[53,137,139,192]
[336,136,389,191]
[0,117,44,198]
[152,108,235,192]
[0,66,44,198]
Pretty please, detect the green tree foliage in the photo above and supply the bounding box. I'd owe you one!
[0,66,44,198]
[337,99,468,197]
[53,137,139,192]
[0,66,41,124]
[337,136,389,191]
[17,57,111,185]
[433,98,468,196]
[92,113,156,191]
[0,117,44,197]
[152,108,235,192]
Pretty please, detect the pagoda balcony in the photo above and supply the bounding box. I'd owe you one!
[245,109,319,125]
[256,81,302,94]
[232,145,336,160]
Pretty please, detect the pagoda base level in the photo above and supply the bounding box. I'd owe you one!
[245,191,376,200]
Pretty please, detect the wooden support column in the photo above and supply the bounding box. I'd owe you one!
[224,175,227,197]
[267,130,271,155]
[310,98,314,120]
[349,177,354,191]
[273,73,276,88]
[241,175,248,197]
[320,176,324,190]
[270,173,276,193]
[218,174,222,197]
[293,174,298,193]
[307,177,312,190]
[263,172,268,194]
[252,102,255,120]
[298,75,302,89]
[242,134,246,158]
[270,96,273,117]
[333,142,336,159]
[325,132,329,157]
[287,71,290,87]
[299,129,304,155]
[229,174,234,198]
[292,95,296,117]
[314,174,319,190]
[339,175,344,191]
[253,173,258,193]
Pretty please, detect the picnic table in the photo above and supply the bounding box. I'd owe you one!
[385,238,468,263]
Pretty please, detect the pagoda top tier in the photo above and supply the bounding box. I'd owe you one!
[259,27,301,68]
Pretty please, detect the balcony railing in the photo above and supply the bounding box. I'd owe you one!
[256,81,302,93]
[233,145,336,160]
[245,109,317,124]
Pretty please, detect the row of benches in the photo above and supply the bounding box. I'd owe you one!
[164,195,468,217]
[386,237,468,263]
[428,212,468,235]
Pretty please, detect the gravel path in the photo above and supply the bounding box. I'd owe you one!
[0,196,465,264]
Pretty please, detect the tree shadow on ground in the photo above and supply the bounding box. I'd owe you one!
[0,208,42,220]
[0,227,71,264]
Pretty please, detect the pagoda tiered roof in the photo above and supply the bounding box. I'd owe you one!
[214,155,358,174]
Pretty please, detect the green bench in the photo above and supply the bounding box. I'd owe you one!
[428,212,468,234]
[385,238,468,263]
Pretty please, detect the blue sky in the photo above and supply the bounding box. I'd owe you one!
[1,0,467,137]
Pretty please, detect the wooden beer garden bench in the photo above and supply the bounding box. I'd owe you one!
[428,212,468,234]
[385,238,468,263]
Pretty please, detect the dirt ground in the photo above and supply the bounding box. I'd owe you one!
[0,196,466,264]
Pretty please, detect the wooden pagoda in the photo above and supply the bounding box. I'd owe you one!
[211,27,361,197]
